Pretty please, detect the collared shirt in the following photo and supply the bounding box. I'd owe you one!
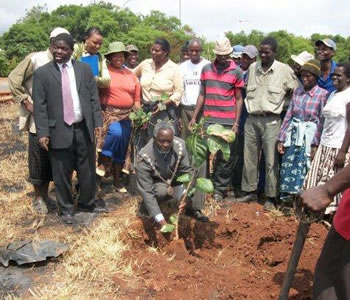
[57,59,83,123]
[133,58,183,105]
[278,85,328,145]
[317,60,337,93]
[245,60,299,115]
[180,58,210,106]
[200,60,244,125]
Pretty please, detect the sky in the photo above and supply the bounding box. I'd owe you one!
[1,0,350,41]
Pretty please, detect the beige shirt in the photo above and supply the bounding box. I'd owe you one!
[245,60,299,114]
[134,58,183,105]
[8,49,52,133]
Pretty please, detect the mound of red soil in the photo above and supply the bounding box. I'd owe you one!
[120,202,327,300]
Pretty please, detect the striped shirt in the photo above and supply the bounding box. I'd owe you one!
[200,60,244,125]
[278,85,328,145]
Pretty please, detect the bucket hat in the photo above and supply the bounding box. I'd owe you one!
[104,42,130,56]
[213,37,232,56]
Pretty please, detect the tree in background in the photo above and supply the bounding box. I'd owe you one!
[1,1,350,76]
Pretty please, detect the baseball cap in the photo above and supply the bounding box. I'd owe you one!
[315,38,337,51]
[231,45,244,58]
[242,45,258,59]
[50,27,70,39]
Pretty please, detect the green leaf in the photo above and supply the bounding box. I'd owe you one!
[207,136,231,161]
[177,173,191,183]
[206,124,236,143]
[195,177,214,193]
[161,93,169,101]
[160,224,175,233]
[187,187,196,197]
[185,134,207,167]
[169,214,178,225]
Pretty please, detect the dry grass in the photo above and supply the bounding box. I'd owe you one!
[0,102,142,299]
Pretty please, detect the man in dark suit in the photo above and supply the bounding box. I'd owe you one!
[33,33,104,224]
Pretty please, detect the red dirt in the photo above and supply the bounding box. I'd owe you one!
[119,202,328,300]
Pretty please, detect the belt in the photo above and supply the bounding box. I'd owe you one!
[250,112,278,117]
[73,119,85,128]
[180,104,196,110]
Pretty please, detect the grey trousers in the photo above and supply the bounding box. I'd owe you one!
[180,105,195,140]
[241,114,280,198]
[313,226,350,300]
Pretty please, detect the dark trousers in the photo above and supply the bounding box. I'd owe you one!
[313,226,350,300]
[28,132,52,185]
[49,121,96,215]
[213,139,237,194]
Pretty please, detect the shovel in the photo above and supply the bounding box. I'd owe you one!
[278,195,324,300]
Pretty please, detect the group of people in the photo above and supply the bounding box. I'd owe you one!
[7,25,350,299]
[8,25,350,220]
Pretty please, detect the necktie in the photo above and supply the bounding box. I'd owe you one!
[61,64,75,126]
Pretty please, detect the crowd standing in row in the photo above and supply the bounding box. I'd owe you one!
[7,26,350,299]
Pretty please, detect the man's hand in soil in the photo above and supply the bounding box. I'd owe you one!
[300,185,332,212]
[39,137,49,151]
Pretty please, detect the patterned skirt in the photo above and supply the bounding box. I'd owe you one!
[280,129,309,201]
[303,144,349,214]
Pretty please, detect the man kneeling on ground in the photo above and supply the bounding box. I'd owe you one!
[136,121,208,227]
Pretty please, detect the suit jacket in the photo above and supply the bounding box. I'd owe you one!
[32,60,103,149]
[136,137,192,217]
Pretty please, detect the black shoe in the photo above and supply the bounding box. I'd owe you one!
[185,209,209,222]
[213,192,224,201]
[235,192,257,203]
[95,199,107,208]
[61,213,75,224]
[263,198,276,211]
[78,204,108,213]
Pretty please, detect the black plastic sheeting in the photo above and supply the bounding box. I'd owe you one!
[0,240,68,267]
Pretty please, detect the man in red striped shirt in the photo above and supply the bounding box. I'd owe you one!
[189,37,244,200]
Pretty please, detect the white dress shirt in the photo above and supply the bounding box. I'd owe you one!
[57,59,83,123]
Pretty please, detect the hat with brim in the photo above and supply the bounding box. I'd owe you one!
[213,37,232,56]
[315,38,337,51]
[242,45,258,59]
[125,44,139,52]
[104,42,130,57]
[230,45,244,58]
[291,51,315,66]
[301,59,321,77]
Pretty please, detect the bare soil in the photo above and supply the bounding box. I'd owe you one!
[119,202,327,300]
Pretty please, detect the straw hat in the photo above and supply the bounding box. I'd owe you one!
[291,51,315,66]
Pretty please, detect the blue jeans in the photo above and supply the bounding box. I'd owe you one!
[101,120,132,165]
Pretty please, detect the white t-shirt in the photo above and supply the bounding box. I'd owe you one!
[180,58,210,106]
[321,87,350,148]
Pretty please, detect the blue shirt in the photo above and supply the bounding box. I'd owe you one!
[317,60,337,93]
